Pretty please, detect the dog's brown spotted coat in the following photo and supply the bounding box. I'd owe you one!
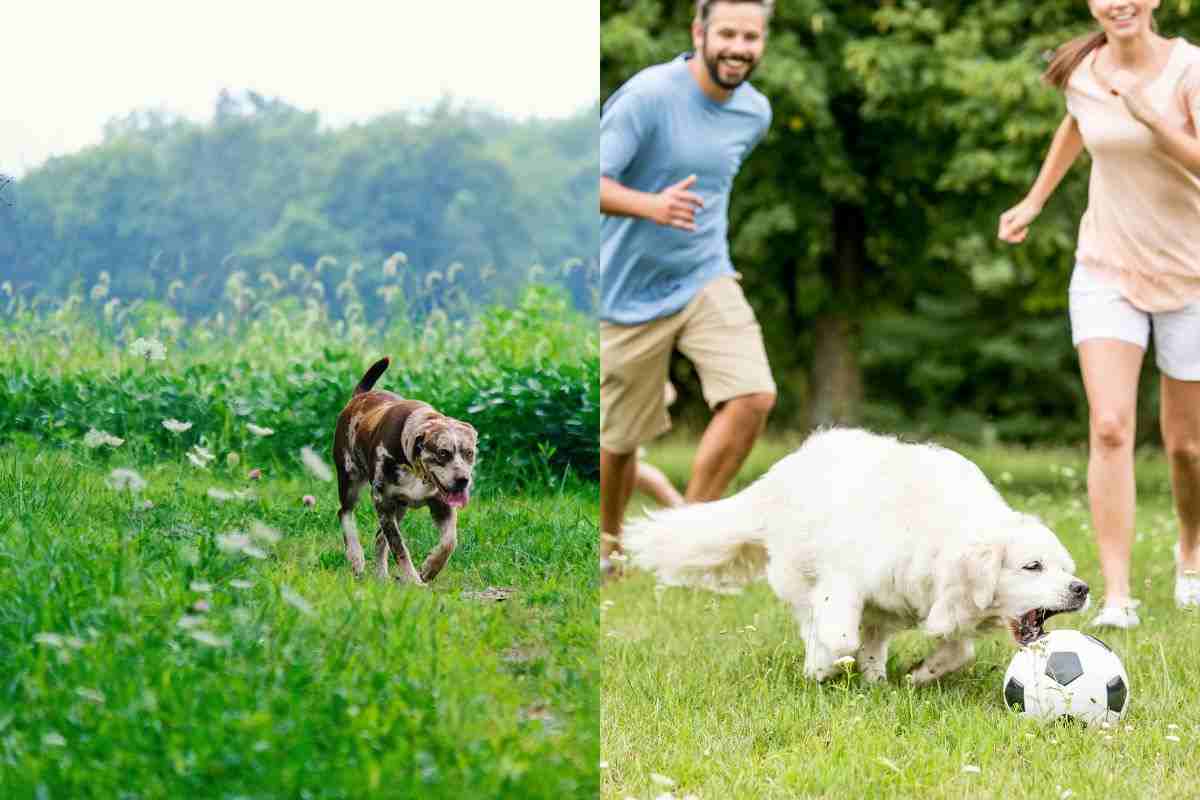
[332,357,477,584]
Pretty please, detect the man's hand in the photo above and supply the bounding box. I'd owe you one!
[646,174,704,231]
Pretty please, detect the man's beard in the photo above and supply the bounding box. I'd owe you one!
[701,41,758,90]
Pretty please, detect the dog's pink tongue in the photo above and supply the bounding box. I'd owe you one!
[444,490,469,508]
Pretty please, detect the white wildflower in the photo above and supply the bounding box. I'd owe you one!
[42,732,67,747]
[242,544,267,559]
[281,585,314,616]
[75,687,105,705]
[250,521,281,544]
[223,530,266,559]
[300,446,333,482]
[206,487,253,503]
[188,630,230,648]
[107,468,146,492]
[187,445,216,469]
[129,337,166,361]
[83,428,124,449]
[246,423,274,437]
[226,452,240,468]
[162,419,193,434]
[216,533,252,554]
[189,581,213,593]
[650,774,676,788]
[34,633,65,648]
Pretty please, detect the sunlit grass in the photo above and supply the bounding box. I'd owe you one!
[0,428,598,797]
[0,262,600,796]
[604,434,1199,800]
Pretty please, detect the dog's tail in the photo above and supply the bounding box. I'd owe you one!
[623,491,768,593]
[355,357,390,395]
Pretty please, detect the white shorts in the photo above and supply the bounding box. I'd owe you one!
[1068,264,1200,380]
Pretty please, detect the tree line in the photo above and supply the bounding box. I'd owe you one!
[0,91,599,319]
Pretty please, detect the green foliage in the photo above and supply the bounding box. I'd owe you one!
[1,94,599,317]
[0,276,599,487]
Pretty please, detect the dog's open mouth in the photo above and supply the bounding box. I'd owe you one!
[1010,608,1065,645]
[436,484,469,508]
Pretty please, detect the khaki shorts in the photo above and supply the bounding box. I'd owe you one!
[600,275,776,454]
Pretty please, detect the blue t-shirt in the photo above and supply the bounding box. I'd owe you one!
[600,53,771,325]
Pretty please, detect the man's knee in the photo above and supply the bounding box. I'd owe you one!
[726,391,776,421]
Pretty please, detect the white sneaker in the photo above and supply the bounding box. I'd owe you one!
[1090,601,1140,629]
[1176,571,1200,608]
[1175,542,1200,608]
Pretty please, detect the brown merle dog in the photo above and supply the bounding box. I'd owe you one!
[332,357,477,583]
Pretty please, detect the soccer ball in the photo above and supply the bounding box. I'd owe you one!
[1002,629,1130,726]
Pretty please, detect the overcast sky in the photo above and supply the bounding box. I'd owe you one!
[1,1,598,178]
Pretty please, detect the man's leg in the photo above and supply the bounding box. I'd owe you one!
[677,276,777,503]
[598,318,677,567]
[600,447,638,560]
[685,392,775,502]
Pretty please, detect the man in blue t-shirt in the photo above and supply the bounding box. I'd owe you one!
[600,0,777,577]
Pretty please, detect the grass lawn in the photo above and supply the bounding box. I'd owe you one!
[603,433,1199,800]
[0,441,598,798]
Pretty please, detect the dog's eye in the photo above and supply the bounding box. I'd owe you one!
[439,449,451,460]
[1022,561,1043,572]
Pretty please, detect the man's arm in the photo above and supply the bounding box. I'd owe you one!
[600,174,704,231]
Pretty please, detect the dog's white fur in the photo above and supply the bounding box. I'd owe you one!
[624,429,1089,683]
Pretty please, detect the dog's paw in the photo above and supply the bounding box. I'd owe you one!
[906,661,946,686]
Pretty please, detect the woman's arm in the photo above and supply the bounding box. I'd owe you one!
[998,114,1084,243]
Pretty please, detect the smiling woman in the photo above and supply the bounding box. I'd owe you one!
[999,0,1200,630]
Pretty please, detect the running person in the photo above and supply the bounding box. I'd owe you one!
[599,0,777,576]
[999,0,1200,625]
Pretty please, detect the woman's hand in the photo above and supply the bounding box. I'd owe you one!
[1110,70,1163,129]
[997,199,1042,244]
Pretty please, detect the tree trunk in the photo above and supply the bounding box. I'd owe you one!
[807,202,866,429]
[808,313,861,428]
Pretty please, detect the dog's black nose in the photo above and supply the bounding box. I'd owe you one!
[1069,580,1089,599]
[452,477,469,491]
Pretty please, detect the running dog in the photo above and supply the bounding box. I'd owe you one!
[332,357,477,584]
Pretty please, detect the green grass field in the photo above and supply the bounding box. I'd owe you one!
[0,438,598,798]
[603,435,1199,800]
[0,276,600,797]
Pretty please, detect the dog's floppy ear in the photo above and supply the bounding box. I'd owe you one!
[400,406,437,463]
[963,542,1003,611]
[924,542,1003,637]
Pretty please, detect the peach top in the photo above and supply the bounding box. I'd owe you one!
[1066,38,1200,312]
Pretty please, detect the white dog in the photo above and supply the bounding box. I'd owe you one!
[624,428,1090,683]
